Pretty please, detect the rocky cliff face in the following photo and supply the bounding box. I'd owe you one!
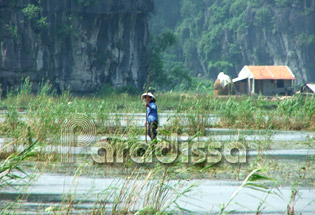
[0,0,153,94]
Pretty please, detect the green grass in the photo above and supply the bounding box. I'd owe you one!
[0,128,38,187]
[0,83,314,139]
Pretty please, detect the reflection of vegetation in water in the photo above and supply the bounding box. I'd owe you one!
[97,167,194,214]
[0,164,287,214]
[219,168,278,215]
[0,153,285,215]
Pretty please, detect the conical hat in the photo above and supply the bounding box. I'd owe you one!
[141,92,155,101]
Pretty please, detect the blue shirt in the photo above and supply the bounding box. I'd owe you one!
[147,101,158,123]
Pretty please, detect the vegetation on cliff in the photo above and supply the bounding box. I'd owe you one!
[149,0,315,83]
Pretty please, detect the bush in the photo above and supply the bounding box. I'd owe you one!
[254,7,274,29]
[22,4,48,32]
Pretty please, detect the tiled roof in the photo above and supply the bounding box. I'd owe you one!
[247,66,295,80]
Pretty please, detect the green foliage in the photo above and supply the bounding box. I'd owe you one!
[149,0,180,35]
[298,34,315,47]
[152,0,247,78]
[20,77,33,96]
[207,0,232,24]
[208,61,233,74]
[180,0,204,18]
[150,31,177,54]
[136,206,172,215]
[55,23,74,41]
[150,0,309,79]
[0,138,38,187]
[218,94,315,130]
[191,77,214,93]
[194,0,248,76]
[1,79,314,141]
[36,17,48,29]
[22,4,48,32]
[8,0,18,8]
[168,67,192,91]
[254,7,274,29]
[275,0,290,7]
[148,31,176,90]
[5,24,18,39]
[98,83,116,95]
[229,0,247,17]
[148,30,213,92]
[198,25,224,61]
[22,4,41,20]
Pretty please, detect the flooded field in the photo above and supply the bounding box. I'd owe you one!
[0,111,314,214]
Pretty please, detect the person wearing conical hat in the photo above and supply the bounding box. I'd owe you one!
[141,92,158,141]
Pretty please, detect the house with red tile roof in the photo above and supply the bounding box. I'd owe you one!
[232,66,296,95]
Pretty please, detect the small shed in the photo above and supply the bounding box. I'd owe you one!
[298,83,315,95]
[233,66,296,96]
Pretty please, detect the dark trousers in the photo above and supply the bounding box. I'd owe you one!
[148,121,158,140]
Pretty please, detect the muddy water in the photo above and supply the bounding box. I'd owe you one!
[0,112,221,126]
[1,141,314,160]
[1,128,314,160]
[0,174,314,214]
[0,112,314,214]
